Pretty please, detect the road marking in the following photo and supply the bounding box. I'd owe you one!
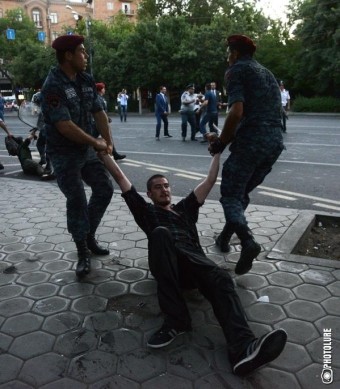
[122,162,141,167]
[313,203,340,212]
[284,143,340,147]
[175,173,201,180]
[124,158,339,207]
[146,167,169,173]
[259,185,340,205]
[258,191,297,201]
[121,154,340,168]
[4,169,22,175]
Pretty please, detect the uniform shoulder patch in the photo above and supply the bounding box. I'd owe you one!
[46,94,61,108]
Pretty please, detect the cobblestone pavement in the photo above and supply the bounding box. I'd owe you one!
[0,178,339,389]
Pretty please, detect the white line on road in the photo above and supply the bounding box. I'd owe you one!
[258,185,340,205]
[123,154,340,168]
[313,203,340,212]
[4,169,22,175]
[122,162,141,167]
[175,174,201,180]
[257,191,297,201]
[146,167,169,173]
[124,158,339,206]
[284,143,340,147]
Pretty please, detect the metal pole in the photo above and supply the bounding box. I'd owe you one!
[85,17,93,76]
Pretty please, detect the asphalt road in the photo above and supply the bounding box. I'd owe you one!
[1,111,339,213]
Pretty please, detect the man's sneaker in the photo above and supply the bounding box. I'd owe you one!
[147,326,185,348]
[235,239,261,275]
[233,329,287,376]
[0,162,4,170]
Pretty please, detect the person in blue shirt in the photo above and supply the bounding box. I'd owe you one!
[209,35,284,275]
[41,35,115,278]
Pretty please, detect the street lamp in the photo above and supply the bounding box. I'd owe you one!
[65,5,93,75]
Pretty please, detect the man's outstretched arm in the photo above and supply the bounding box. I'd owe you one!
[100,153,132,193]
[194,153,221,204]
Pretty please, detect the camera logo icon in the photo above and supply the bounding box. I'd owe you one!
[321,368,333,384]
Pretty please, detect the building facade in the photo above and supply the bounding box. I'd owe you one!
[0,0,139,94]
[0,0,139,45]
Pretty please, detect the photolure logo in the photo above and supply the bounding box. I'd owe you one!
[321,328,333,384]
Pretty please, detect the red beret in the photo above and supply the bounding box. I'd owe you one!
[52,35,84,52]
[96,83,106,91]
[227,35,256,55]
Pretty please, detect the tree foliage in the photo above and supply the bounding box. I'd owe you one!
[1,1,338,100]
[288,0,340,96]
[0,8,55,88]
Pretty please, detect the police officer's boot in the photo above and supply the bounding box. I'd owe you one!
[75,240,91,278]
[232,224,261,275]
[215,223,234,253]
[87,234,110,255]
[113,151,126,161]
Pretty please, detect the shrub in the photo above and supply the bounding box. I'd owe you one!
[292,96,340,113]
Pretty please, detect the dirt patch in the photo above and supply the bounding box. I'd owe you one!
[295,222,340,261]
[106,294,160,317]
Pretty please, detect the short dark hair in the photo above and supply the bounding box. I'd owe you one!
[147,174,168,191]
[56,48,77,64]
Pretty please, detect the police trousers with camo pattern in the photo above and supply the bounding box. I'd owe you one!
[50,147,114,242]
[220,128,284,230]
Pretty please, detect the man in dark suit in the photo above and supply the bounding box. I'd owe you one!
[155,86,172,140]
[211,81,223,129]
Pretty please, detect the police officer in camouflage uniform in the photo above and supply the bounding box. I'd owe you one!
[208,35,284,275]
[41,35,115,278]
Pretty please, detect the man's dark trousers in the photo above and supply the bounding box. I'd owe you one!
[148,226,255,364]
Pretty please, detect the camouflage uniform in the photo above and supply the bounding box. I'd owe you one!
[41,66,113,242]
[220,56,284,227]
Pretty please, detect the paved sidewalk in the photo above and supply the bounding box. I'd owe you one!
[0,177,339,389]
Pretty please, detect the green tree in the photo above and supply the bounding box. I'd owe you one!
[289,0,340,96]
[0,8,54,88]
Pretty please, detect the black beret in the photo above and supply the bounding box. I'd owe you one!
[52,35,85,52]
[227,35,256,55]
[186,84,195,89]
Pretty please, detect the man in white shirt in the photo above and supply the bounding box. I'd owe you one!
[279,81,290,133]
[117,89,129,122]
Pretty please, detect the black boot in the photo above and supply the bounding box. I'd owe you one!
[216,223,234,253]
[87,234,110,255]
[75,240,91,278]
[232,224,261,275]
[113,152,126,161]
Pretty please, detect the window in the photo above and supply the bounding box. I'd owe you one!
[32,9,42,28]
[49,13,58,24]
[122,3,130,14]
[107,2,114,11]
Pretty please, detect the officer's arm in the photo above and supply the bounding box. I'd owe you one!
[93,110,114,154]
[55,120,107,151]
[194,153,221,204]
[100,153,132,193]
[219,102,243,146]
